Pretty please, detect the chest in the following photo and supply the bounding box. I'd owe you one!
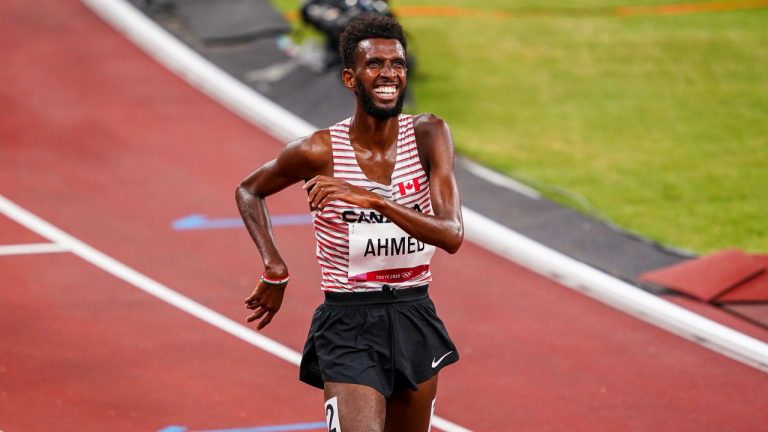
[325,117,427,194]
[350,142,398,186]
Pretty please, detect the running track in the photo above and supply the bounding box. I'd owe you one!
[1,1,767,431]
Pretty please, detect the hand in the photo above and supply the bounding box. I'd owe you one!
[244,280,286,330]
[303,175,380,210]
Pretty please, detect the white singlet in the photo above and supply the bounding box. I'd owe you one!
[312,114,435,292]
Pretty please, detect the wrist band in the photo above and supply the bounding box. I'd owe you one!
[261,272,290,285]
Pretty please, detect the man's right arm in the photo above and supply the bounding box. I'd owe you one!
[235,131,329,329]
[235,131,329,278]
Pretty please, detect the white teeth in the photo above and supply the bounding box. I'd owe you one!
[375,86,396,95]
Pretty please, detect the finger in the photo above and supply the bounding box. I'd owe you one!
[246,308,268,322]
[306,181,321,203]
[257,311,276,330]
[306,177,324,201]
[244,286,263,303]
[245,309,265,322]
[247,293,268,306]
[245,294,261,305]
[245,302,262,310]
[308,186,320,207]
[307,178,334,203]
[317,192,341,210]
[303,176,321,190]
[311,185,337,209]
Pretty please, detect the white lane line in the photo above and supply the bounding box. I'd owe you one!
[0,194,301,366]
[83,0,767,386]
[0,242,68,256]
[0,193,471,432]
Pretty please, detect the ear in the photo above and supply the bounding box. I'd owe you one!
[341,68,356,92]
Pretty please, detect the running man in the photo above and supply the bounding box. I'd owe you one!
[236,15,463,432]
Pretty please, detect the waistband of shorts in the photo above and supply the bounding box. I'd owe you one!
[323,285,429,306]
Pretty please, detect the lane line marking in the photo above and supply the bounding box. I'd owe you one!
[0,194,473,432]
[0,194,301,366]
[172,213,312,231]
[0,242,69,256]
[159,421,327,432]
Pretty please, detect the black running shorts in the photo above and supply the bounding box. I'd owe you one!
[299,285,459,397]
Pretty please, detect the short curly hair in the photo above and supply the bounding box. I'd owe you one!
[339,14,407,70]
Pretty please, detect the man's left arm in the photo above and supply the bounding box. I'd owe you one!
[376,114,464,253]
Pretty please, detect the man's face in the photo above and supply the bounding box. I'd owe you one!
[351,38,407,119]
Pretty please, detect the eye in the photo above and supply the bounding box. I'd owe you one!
[393,60,406,70]
[368,60,381,69]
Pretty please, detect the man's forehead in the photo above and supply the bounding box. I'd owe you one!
[357,38,405,57]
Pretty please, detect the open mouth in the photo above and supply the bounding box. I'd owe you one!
[373,84,398,101]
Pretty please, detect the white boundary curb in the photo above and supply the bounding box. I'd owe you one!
[83,0,314,142]
[84,0,766,391]
[462,208,768,372]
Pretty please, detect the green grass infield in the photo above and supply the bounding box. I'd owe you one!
[273,0,768,254]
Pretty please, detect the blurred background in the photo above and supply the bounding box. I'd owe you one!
[275,0,768,254]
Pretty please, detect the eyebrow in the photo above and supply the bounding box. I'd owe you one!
[366,55,406,63]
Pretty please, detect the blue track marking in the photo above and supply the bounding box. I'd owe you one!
[172,214,312,230]
[158,421,327,432]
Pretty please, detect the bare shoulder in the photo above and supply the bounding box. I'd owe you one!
[285,129,332,161]
[413,113,450,137]
[412,114,454,171]
[279,129,333,179]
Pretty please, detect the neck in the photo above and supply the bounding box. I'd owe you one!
[349,106,400,149]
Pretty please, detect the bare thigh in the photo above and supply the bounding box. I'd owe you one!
[324,382,386,432]
[384,375,439,432]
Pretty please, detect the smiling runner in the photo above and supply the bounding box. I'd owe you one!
[236,15,463,432]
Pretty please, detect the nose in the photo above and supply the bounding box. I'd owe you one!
[380,61,396,77]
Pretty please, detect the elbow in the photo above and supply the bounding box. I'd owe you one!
[443,224,464,254]
[235,184,258,210]
[235,184,247,205]
[445,243,461,255]
[445,238,463,254]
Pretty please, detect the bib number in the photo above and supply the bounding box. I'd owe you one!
[325,397,340,432]
[348,222,435,283]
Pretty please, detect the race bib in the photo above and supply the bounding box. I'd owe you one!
[348,222,435,283]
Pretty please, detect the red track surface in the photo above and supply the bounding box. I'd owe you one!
[1,1,767,431]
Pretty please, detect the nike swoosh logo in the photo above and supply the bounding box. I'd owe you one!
[431,351,453,368]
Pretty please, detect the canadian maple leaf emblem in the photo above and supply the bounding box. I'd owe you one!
[398,178,421,196]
